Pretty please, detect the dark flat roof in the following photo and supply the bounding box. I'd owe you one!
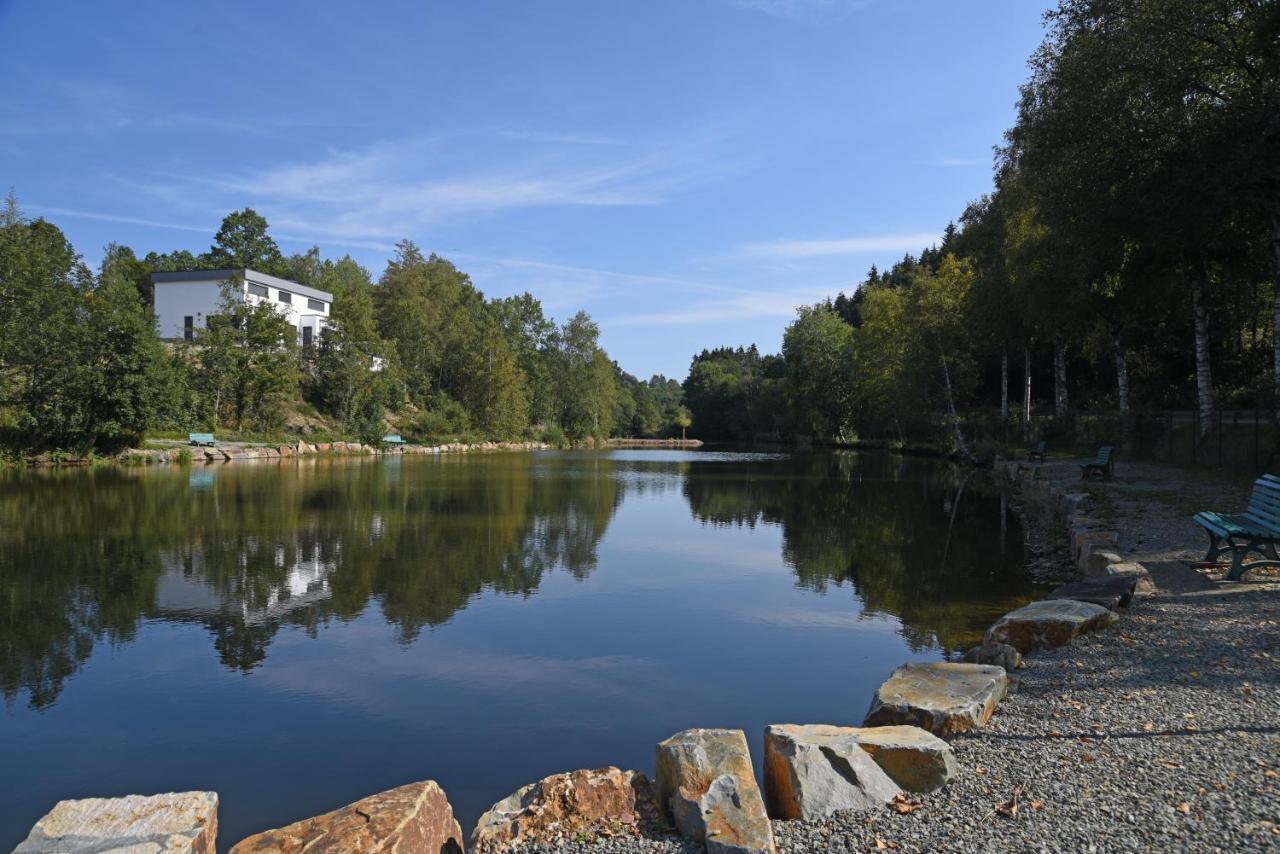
[151,268,333,303]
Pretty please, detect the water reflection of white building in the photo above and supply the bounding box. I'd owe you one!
[155,538,338,626]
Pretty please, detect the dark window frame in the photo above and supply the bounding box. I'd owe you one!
[277,290,292,305]
[307,298,326,312]
[183,315,194,342]
[247,282,269,298]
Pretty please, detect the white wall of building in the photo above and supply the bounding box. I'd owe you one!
[152,270,331,346]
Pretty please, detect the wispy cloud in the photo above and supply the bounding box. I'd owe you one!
[727,0,874,20]
[734,232,938,259]
[129,134,730,244]
[604,286,837,327]
[496,130,626,146]
[26,205,214,235]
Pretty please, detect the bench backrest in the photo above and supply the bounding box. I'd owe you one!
[189,433,215,443]
[1245,474,1280,529]
[382,434,405,443]
[1094,446,1113,465]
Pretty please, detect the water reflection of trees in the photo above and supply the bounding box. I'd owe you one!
[683,452,1035,653]
[0,455,621,708]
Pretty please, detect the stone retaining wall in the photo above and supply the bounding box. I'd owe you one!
[119,440,551,467]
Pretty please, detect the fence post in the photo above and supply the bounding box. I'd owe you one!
[1218,409,1223,467]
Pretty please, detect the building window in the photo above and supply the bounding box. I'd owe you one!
[183,316,194,341]
[302,326,314,348]
[307,298,326,312]
[278,290,292,305]
[247,283,269,298]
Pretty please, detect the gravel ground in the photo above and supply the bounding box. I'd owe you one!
[511,461,1280,852]
[772,585,1280,852]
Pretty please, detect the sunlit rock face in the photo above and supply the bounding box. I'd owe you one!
[15,791,218,853]
[863,662,1008,737]
[229,781,462,853]
[471,766,664,852]
[985,598,1119,653]
[763,724,901,819]
[656,728,776,854]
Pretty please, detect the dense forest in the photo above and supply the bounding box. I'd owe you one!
[0,201,690,454]
[682,0,1278,459]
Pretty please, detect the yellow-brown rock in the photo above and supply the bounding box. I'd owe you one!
[985,598,1119,653]
[655,728,775,854]
[863,662,1007,737]
[15,791,218,853]
[229,780,462,853]
[471,766,663,852]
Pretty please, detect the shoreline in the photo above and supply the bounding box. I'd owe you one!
[5,436,707,470]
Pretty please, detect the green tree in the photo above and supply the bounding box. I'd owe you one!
[206,208,285,274]
[196,279,299,431]
[782,305,856,440]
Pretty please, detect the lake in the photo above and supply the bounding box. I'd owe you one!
[0,449,1033,846]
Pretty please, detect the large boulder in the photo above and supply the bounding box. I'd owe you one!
[762,725,900,819]
[230,781,462,853]
[985,599,1119,653]
[655,728,775,854]
[863,662,1007,737]
[841,725,958,793]
[1049,575,1143,611]
[1081,547,1125,576]
[471,767,664,852]
[16,791,218,853]
[961,641,1023,671]
[1103,561,1156,593]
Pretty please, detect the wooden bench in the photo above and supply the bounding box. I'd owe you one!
[188,432,216,447]
[1079,446,1114,481]
[381,434,407,445]
[1193,474,1280,580]
[1027,440,1047,463]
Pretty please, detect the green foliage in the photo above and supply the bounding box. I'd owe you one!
[194,279,300,432]
[782,305,856,440]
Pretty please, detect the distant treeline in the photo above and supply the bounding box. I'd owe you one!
[0,203,690,453]
[683,0,1278,456]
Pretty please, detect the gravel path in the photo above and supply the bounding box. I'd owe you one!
[772,584,1280,852]
[512,462,1280,852]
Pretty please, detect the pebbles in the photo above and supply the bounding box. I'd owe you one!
[770,587,1280,851]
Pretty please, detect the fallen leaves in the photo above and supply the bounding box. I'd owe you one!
[874,839,897,850]
[982,783,1029,822]
[1175,802,1191,815]
[890,794,923,815]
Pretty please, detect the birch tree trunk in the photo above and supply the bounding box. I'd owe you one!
[1191,270,1215,437]
[1022,347,1032,441]
[1112,330,1130,414]
[1053,333,1069,417]
[938,346,974,462]
[1112,329,1132,448]
[1000,349,1009,420]
[1272,215,1280,414]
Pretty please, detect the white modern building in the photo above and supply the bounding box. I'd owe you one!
[152,268,332,348]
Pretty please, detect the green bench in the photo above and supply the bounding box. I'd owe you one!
[1079,446,1114,481]
[188,432,216,447]
[1194,473,1280,580]
[1027,440,1047,463]
[382,434,406,445]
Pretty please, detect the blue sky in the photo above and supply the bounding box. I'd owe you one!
[0,0,1047,380]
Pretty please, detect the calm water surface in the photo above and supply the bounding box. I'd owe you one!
[0,449,1033,845]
